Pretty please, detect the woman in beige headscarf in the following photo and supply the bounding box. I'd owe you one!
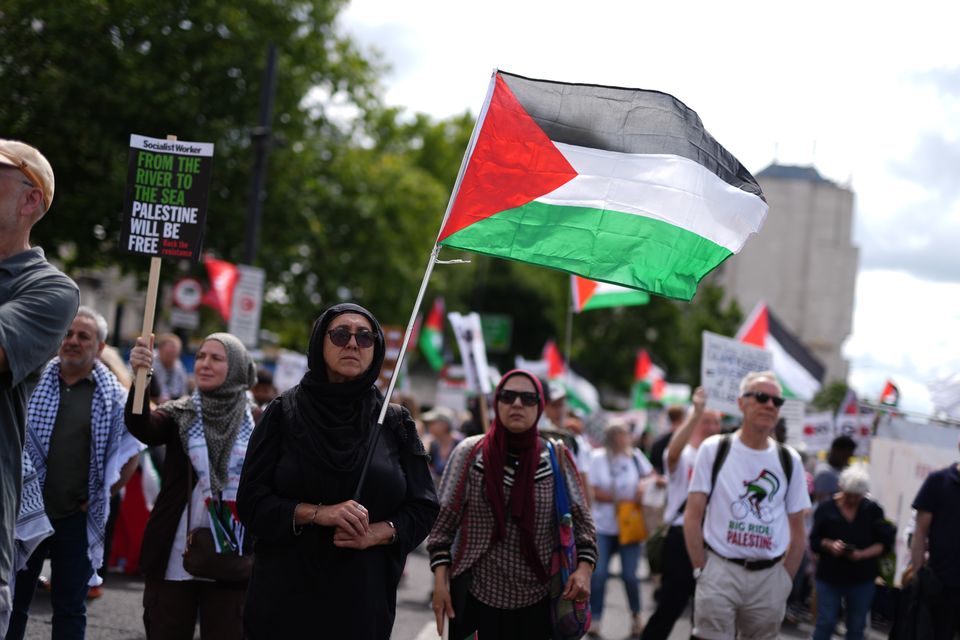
[127,332,256,640]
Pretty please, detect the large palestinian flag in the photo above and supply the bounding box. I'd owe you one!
[571,275,649,312]
[736,302,826,401]
[437,71,768,301]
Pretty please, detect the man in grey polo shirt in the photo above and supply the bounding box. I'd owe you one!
[7,308,142,640]
[0,139,79,634]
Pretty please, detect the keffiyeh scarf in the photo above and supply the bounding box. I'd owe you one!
[182,392,253,554]
[25,358,145,580]
[14,448,52,572]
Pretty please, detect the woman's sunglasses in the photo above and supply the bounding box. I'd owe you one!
[326,327,376,349]
[497,390,540,407]
[742,391,785,408]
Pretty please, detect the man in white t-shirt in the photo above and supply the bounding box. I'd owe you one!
[683,371,810,640]
[642,386,720,640]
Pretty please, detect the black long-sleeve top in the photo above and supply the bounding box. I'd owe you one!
[809,496,894,586]
[236,399,439,639]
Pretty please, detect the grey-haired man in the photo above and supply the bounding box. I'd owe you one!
[8,307,142,639]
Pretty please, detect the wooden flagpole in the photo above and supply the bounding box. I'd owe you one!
[564,285,574,389]
[132,134,175,414]
[374,69,498,426]
[353,71,498,499]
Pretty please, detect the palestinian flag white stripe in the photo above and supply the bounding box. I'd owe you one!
[541,144,768,253]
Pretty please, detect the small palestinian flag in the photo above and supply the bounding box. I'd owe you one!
[437,70,768,301]
[631,349,665,408]
[418,298,445,371]
[879,380,900,407]
[736,302,826,401]
[571,275,649,312]
[542,339,566,379]
[202,254,239,322]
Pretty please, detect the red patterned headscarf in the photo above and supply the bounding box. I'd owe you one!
[482,369,547,582]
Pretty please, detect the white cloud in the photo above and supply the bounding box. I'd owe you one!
[844,270,960,412]
[341,0,960,418]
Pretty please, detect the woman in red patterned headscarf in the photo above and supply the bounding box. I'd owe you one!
[428,369,598,639]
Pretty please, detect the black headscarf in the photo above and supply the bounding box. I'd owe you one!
[285,303,386,474]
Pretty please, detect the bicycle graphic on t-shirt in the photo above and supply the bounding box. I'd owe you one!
[730,468,781,524]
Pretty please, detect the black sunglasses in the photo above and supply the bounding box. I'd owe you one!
[326,327,376,349]
[497,390,540,407]
[742,391,785,408]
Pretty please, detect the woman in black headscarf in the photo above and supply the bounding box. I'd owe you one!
[237,303,439,639]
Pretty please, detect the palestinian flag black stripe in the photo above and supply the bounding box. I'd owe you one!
[499,71,764,198]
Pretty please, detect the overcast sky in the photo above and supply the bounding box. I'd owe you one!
[339,0,959,414]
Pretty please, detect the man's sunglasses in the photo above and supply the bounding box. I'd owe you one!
[497,390,540,407]
[326,327,376,349]
[742,391,785,408]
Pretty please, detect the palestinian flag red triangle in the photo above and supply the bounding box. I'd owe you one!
[736,301,826,401]
[739,304,768,348]
[438,75,577,241]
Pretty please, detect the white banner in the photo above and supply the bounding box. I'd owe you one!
[869,418,959,586]
[448,312,493,395]
[798,411,835,454]
[834,413,874,457]
[701,331,773,416]
[228,264,265,348]
[273,350,308,393]
[778,399,805,446]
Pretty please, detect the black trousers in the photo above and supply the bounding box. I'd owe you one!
[640,526,695,640]
[449,592,551,640]
[143,577,245,640]
[929,587,960,640]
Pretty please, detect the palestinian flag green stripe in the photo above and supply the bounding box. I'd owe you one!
[442,200,732,300]
[581,290,650,311]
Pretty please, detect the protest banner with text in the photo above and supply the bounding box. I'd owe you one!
[701,331,773,416]
[121,134,214,262]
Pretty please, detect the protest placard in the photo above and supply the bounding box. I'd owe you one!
[121,134,214,261]
[778,399,805,445]
[274,350,308,393]
[123,133,215,413]
[448,312,493,396]
[701,331,773,416]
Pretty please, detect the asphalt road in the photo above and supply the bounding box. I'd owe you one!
[19,552,888,639]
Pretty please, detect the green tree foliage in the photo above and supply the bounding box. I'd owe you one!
[568,282,742,396]
[1,2,745,404]
[811,380,851,414]
[0,1,379,277]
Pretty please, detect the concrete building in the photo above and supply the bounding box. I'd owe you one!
[714,164,859,384]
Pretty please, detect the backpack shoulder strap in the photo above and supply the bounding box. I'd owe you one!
[706,434,733,505]
[630,448,643,476]
[776,442,794,493]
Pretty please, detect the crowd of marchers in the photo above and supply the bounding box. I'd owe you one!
[2,138,959,640]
